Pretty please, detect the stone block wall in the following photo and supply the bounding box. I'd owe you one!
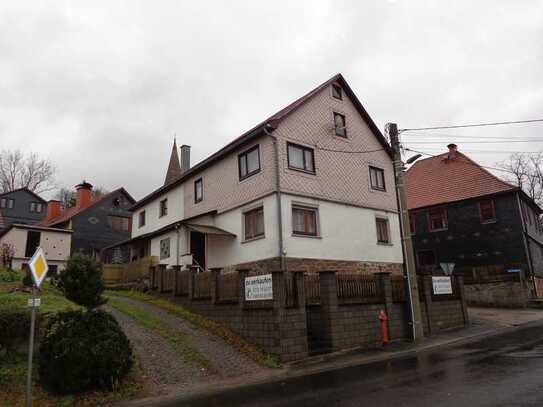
[464,281,531,308]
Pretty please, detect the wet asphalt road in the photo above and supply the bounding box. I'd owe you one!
[165,323,543,407]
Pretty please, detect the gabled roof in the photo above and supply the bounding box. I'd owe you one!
[41,187,135,227]
[132,73,391,210]
[0,187,46,203]
[0,223,73,238]
[405,148,519,210]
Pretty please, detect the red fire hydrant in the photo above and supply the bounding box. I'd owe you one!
[379,310,389,346]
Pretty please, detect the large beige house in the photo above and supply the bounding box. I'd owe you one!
[112,74,403,274]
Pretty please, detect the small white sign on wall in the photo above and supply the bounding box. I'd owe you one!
[432,276,453,295]
[245,274,273,301]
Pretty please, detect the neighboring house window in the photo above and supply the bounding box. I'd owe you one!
[194,178,203,203]
[30,202,43,213]
[410,214,416,235]
[369,166,386,191]
[428,208,447,231]
[238,145,261,180]
[160,199,168,217]
[25,231,41,258]
[1,198,14,209]
[292,205,319,237]
[139,211,146,228]
[108,216,130,232]
[332,84,342,100]
[244,207,264,240]
[376,218,390,244]
[160,238,170,259]
[479,199,496,223]
[418,250,436,268]
[287,143,315,174]
[333,112,347,137]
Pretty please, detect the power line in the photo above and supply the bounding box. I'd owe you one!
[399,118,543,133]
[406,140,543,144]
[404,147,516,175]
[314,146,384,154]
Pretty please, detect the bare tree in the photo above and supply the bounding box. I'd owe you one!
[0,149,55,194]
[498,152,543,206]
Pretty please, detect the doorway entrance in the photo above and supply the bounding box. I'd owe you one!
[190,231,206,271]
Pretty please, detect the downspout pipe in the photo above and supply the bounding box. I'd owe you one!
[516,192,535,294]
[264,124,286,271]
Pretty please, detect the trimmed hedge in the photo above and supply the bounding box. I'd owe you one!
[0,308,31,350]
[38,309,133,393]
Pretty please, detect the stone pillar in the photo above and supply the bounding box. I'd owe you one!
[423,275,434,335]
[272,271,287,358]
[320,271,339,351]
[237,269,249,309]
[210,268,222,304]
[158,264,166,293]
[376,272,393,338]
[172,265,181,296]
[456,275,469,325]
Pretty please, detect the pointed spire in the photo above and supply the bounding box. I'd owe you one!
[165,137,182,185]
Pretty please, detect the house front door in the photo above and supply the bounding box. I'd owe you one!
[190,231,206,271]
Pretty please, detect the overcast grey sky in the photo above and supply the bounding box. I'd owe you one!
[1,0,542,199]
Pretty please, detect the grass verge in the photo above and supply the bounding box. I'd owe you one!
[108,297,216,373]
[106,290,281,368]
[0,349,146,407]
[0,282,80,314]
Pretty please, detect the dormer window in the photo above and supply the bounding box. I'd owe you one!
[332,84,342,100]
[334,112,346,138]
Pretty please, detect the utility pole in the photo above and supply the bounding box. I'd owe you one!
[387,123,425,342]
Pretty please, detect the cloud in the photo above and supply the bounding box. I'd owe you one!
[1,0,543,199]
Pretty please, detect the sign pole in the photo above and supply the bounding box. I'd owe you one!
[25,284,37,407]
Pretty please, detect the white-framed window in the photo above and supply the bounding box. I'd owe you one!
[292,205,319,237]
[287,143,315,174]
[376,217,390,244]
[30,202,43,213]
[369,166,386,191]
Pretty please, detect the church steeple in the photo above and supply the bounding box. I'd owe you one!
[164,138,182,185]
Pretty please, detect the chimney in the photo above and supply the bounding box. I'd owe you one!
[180,145,191,174]
[45,200,62,222]
[75,181,93,210]
[447,143,458,160]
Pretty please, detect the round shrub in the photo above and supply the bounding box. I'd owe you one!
[38,309,133,393]
[60,254,106,308]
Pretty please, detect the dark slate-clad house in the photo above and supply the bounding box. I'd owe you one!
[40,181,135,261]
[0,188,47,231]
[406,144,543,307]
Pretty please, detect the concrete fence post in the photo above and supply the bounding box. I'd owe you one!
[423,275,434,335]
[158,264,166,293]
[188,265,198,301]
[210,268,222,304]
[171,265,181,296]
[456,275,469,325]
[149,266,156,290]
[320,271,339,352]
[376,272,393,337]
[237,269,249,310]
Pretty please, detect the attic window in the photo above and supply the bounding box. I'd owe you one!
[479,200,496,223]
[332,84,342,100]
[333,112,346,138]
[428,208,447,232]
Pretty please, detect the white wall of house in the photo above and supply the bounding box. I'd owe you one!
[280,194,403,264]
[207,194,279,268]
[149,229,187,268]
[0,226,72,270]
[132,183,184,238]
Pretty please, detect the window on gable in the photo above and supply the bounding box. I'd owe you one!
[292,205,318,237]
[479,199,496,223]
[428,208,447,231]
[139,211,146,228]
[369,166,386,191]
[333,112,347,138]
[287,143,315,174]
[0,198,5,208]
[108,216,130,232]
[376,218,390,244]
[194,178,203,203]
[2,198,14,209]
[238,145,261,180]
[8,199,14,209]
[244,206,264,240]
[332,84,342,100]
[160,199,168,217]
[30,202,43,213]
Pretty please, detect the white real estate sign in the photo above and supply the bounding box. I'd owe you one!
[245,274,273,301]
[432,276,453,295]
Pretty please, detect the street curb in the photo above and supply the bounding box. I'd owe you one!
[116,319,543,406]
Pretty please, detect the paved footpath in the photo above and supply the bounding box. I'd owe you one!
[106,296,267,396]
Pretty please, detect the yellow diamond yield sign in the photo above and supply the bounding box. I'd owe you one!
[29,247,49,288]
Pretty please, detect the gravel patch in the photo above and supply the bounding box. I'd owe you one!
[106,306,208,392]
[110,296,264,379]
